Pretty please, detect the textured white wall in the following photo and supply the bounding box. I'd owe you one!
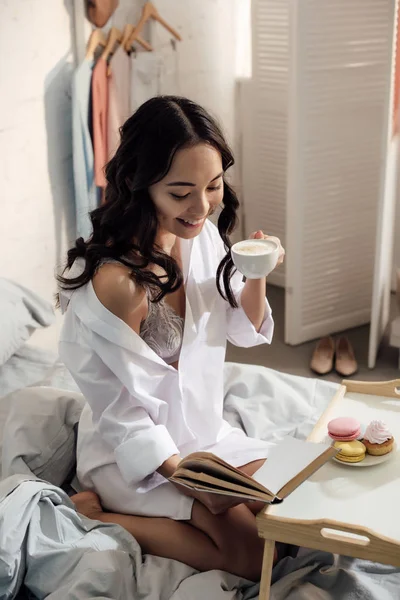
[0,0,240,311]
[0,0,75,303]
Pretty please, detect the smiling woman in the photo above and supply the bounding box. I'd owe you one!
[57,96,281,581]
[150,145,224,235]
[58,96,239,306]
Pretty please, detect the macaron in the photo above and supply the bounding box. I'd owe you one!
[327,417,361,442]
[334,440,366,463]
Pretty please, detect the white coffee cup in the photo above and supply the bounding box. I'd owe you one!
[231,238,280,279]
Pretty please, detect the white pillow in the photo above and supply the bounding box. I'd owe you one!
[0,394,13,479]
[1,387,84,487]
[0,279,55,366]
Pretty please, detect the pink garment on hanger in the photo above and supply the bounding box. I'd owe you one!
[92,57,108,189]
[108,45,130,160]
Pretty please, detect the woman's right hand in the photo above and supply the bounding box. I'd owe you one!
[161,455,245,515]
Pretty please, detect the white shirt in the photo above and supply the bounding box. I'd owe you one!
[59,221,274,513]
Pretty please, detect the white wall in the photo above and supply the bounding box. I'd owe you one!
[0,0,240,310]
[0,0,75,303]
[114,0,238,148]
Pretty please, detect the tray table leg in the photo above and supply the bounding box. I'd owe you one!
[259,539,275,600]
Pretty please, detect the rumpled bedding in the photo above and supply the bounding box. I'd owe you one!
[1,279,398,600]
[1,358,399,599]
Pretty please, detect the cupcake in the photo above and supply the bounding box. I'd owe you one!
[363,420,394,456]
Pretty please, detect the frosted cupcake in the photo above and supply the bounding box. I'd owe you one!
[363,420,394,456]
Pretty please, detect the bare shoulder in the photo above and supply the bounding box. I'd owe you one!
[92,263,147,333]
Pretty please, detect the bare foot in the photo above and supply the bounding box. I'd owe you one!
[71,491,103,520]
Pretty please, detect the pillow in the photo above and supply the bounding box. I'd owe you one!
[1,387,85,487]
[0,279,55,366]
[0,393,13,480]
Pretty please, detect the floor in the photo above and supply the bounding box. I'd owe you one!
[226,286,400,383]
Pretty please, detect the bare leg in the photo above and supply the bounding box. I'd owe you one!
[239,459,298,564]
[239,459,271,515]
[72,491,264,580]
[71,458,275,580]
[238,459,279,566]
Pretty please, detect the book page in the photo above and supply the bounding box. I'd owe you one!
[174,479,271,503]
[177,453,267,492]
[173,471,273,501]
[253,437,333,496]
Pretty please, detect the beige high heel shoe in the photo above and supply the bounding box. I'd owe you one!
[310,336,335,375]
[335,336,358,377]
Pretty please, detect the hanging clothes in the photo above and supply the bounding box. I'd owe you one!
[108,44,131,160]
[130,44,179,113]
[158,41,180,97]
[130,52,159,112]
[72,58,97,239]
[92,57,109,191]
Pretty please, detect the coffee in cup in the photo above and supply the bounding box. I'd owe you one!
[231,238,280,279]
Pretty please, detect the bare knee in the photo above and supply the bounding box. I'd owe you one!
[191,503,264,581]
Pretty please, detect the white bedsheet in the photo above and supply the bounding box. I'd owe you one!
[223,362,338,443]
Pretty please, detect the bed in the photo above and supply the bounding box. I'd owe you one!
[1,278,399,599]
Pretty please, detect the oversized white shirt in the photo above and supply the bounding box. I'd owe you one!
[59,220,274,510]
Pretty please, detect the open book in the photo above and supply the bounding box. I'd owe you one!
[170,437,338,504]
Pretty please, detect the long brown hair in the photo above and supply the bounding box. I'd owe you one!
[58,96,239,306]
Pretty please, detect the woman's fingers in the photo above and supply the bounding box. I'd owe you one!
[249,230,264,240]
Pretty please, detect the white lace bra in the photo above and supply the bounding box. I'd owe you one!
[140,296,184,364]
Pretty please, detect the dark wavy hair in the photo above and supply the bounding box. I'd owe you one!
[58,96,239,307]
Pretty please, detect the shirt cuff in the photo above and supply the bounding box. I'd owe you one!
[227,296,274,348]
[114,425,179,485]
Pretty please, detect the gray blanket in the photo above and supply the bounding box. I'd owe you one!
[1,474,252,600]
[2,475,399,600]
[266,549,400,600]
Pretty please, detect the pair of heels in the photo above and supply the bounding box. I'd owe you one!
[310,336,358,377]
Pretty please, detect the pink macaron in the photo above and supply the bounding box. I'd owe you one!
[327,417,361,442]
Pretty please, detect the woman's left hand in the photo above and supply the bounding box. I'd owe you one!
[249,230,285,268]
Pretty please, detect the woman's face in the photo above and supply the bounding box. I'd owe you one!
[149,143,224,239]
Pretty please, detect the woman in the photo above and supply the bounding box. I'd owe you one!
[58,96,285,581]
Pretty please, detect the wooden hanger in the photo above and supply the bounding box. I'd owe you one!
[125,1,181,52]
[121,24,153,52]
[85,29,107,61]
[101,26,123,61]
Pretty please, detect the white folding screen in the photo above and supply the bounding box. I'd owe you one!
[242,0,289,287]
[244,0,397,344]
[285,0,397,345]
